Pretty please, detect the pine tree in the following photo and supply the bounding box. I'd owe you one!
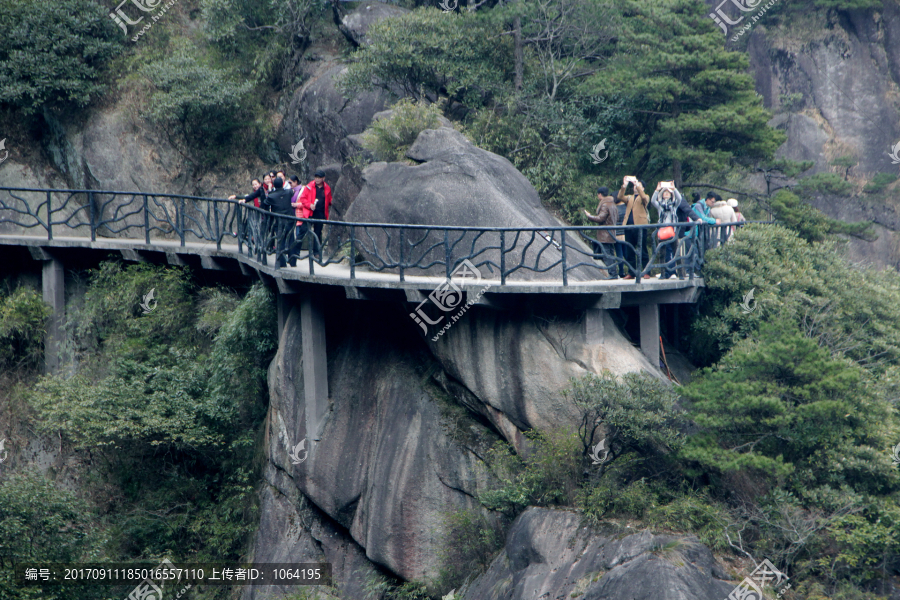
[580,0,785,186]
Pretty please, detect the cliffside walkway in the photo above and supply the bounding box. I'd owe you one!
[0,187,732,435]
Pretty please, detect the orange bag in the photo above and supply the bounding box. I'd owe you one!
[658,226,675,240]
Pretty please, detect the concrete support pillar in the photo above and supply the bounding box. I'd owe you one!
[42,257,65,374]
[639,303,659,368]
[582,308,604,345]
[277,293,290,336]
[300,291,328,441]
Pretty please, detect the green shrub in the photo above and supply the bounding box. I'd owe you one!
[681,319,899,504]
[0,471,104,600]
[769,189,836,243]
[0,287,50,370]
[200,0,319,87]
[479,429,582,515]
[577,472,657,523]
[794,172,854,197]
[691,223,900,368]
[862,172,898,194]
[139,43,255,163]
[0,0,121,114]
[26,263,275,569]
[646,494,732,552]
[340,8,512,105]
[360,98,444,162]
[565,372,685,460]
[437,510,503,590]
[828,503,900,585]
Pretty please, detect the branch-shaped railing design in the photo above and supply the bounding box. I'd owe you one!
[0,187,759,285]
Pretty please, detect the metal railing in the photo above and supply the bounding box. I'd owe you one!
[0,187,757,285]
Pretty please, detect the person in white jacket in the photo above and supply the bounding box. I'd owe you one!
[707,193,736,245]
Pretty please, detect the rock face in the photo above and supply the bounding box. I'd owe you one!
[276,60,392,219]
[746,5,900,267]
[248,285,663,597]
[343,127,596,282]
[263,299,503,584]
[462,507,735,600]
[426,306,658,453]
[333,1,408,47]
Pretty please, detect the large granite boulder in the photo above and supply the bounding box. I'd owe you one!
[242,467,381,600]
[426,306,658,453]
[276,60,392,219]
[343,127,596,282]
[265,299,503,583]
[462,507,735,600]
[333,1,408,48]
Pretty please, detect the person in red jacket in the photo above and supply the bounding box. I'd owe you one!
[293,169,332,258]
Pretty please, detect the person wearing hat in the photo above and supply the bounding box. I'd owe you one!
[295,169,333,259]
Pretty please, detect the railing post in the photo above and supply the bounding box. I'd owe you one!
[349,225,356,280]
[636,228,643,284]
[144,195,150,244]
[308,226,315,275]
[46,191,52,240]
[215,201,221,251]
[88,191,96,241]
[178,197,185,246]
[444,229,451,279]
[500,230,506,286]
[561,228,567,286]
[237,203,243,255]
[398,227,405,282]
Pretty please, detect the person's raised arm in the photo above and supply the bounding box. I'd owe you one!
[650,190,661,212]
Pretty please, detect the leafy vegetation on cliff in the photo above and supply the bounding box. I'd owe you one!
[0,263,276,600]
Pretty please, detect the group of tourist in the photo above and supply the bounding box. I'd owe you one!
[229,168,332,268]
[584,177,745,280]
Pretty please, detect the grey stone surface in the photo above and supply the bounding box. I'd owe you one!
[746,7,900,268]
[425,305,660,452]
[343,127,595,281]
[462,507,735,600]
[277,60,391,210]
[265,300,502,582]
[241,467,378,600]
[336,1,408,47]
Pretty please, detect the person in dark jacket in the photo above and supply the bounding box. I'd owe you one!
[263,177,297,268]
[583,187,619,279]
[229,178,266,252]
